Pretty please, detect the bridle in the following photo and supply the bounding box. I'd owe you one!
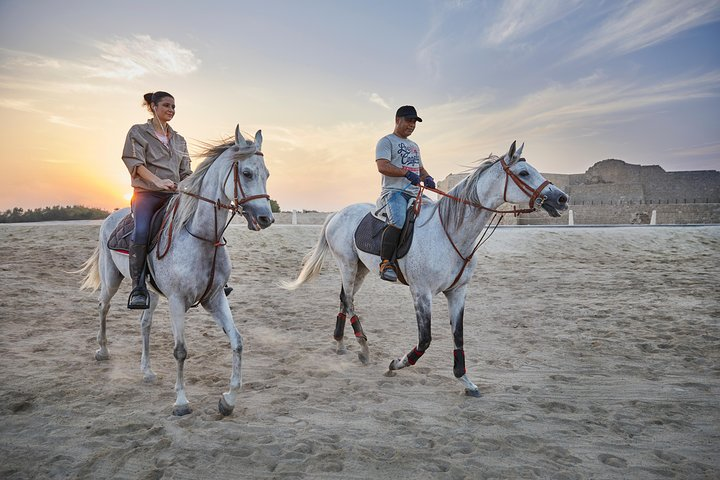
[499,155,551,212]
[416,156,551,216]
[181,151,270,213]
[415,155,553,290]
[156,149,269,306]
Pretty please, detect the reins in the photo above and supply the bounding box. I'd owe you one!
[413,156,552,290]
[156,150,269,306]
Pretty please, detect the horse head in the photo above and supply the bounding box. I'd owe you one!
[498,141,568,217]
[225,126,274,230]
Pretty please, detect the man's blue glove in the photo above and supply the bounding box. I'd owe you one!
[424,176,436,189]
[404,171,421,186]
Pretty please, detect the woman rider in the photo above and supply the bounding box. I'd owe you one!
[121,91,191,309]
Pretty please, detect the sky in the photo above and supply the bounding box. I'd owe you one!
[1,0,719,212]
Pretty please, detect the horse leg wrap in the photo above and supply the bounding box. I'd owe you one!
[453,349,466,378]
[334,312,346,341]
[407,347,425,366]
[349,315,367,341]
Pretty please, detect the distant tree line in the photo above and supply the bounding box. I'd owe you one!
[1,199,280,223]
[0,205,111,223]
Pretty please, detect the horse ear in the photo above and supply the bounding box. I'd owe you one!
[235,125,246,146]
[515,142,524,159]
[254,130,263,150]
[507,141,517,161]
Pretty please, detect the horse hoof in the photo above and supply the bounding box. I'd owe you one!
[388,359,399,371]
[218,397,234,416]
[336,346,347,355]
[465,388,482,398]
[143,372,157,384]
[173,405,192,416]
[94,350,109,361]
[358,352,369,365]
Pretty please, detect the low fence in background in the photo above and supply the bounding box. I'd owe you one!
[569,198,719,206]
[273,202,720,227]
[515,203,720,225]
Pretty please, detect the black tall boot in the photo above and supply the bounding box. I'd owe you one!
[379,224,401,282]
[127,244,150,309]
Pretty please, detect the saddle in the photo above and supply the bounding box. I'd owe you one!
[354,201,417,260]
[107,204,170,254]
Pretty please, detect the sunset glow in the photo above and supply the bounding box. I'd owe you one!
[1,1,719,213]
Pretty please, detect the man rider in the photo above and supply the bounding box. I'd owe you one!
[375,105,435,282]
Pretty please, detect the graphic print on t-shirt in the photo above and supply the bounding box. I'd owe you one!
[397,142,420,172]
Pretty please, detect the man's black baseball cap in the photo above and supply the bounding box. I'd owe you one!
[396,105,422,122]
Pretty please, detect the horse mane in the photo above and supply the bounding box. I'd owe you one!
[168,138,258,230]
[434,154,500,231]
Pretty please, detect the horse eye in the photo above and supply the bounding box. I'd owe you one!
[519,170,529,177]
[243,171,253,179]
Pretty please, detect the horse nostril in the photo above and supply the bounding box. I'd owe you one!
[259,216,273,227]
[558,195,568,204]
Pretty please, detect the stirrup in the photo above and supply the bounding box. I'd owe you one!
[379,260,398,282]
[128,287,150,310]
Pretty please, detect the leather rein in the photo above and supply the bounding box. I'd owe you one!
[414,156,552,290]
[157,151,269,307]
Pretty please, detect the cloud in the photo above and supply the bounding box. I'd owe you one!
[421,69,720,168]
[48,115,89,129]
[0,98,43,114]
[483,0,583,46]
[89,34,201,79]
[0,99,93,129]
[364,92,390,109]
[667,141,720,158]
[1,50,62,69]
[569,0,720,60]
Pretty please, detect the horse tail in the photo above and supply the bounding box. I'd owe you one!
[78,246,101,291]
[280,213,336,290]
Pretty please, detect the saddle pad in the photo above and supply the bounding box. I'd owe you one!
[354,211,414,260]
[354,213,386,256]
[107,214,134,253]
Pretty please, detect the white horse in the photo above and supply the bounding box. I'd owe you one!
[283,141,568,396]
[79,127,273,415]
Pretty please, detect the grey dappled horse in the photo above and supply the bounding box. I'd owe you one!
[283,141,568,396]
[79,127,273,415]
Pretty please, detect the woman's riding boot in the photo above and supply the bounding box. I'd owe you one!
[379,224,401,282]
[128,244,150,309]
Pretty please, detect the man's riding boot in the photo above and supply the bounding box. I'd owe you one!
[224,284,233,296]
[128,244,150,309]
[379,225,401,282]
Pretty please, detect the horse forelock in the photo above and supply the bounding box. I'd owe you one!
[170,139,261,230]
[437,155,500,231]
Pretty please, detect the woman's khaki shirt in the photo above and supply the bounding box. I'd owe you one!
[122,120,192,192]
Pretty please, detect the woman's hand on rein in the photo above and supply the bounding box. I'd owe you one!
[157,178,178,191]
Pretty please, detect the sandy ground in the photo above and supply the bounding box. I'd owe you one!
[0,222,718,479]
